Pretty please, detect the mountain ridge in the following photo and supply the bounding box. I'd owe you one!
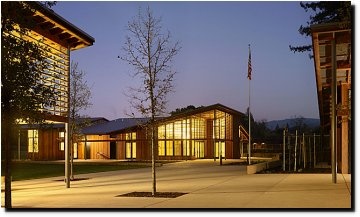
[266,118,320,131]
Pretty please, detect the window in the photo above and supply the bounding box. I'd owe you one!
[166,123,173,139]
[126,132,136,140]
[183,140,190,156]
[166,141,173,156]
[28,130,39,153]
[125,132,136,159]
[59,131,65,151]
[158,125,166,139]
[158,141,165,156]
[174,141,182,156]
[191,118,205,139]
[215,142,225,158]
[126,142,136,159]
[174,121,182,139]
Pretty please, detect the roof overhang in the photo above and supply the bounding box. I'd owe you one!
[28,2,95,51]
[311,22,351,130]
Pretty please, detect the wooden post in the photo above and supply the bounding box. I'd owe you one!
[331,33,337,183]
[294,130,297,172]
[283,129,286,171]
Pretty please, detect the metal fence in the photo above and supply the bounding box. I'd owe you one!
[282,130,330,172]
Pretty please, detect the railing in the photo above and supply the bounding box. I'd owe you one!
[96,152,110,159]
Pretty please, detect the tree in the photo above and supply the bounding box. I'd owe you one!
[120,7,181,196]
[170,105,199,115]
[289,1,351,57]
[69,61,92,180]
[1,1,57,208]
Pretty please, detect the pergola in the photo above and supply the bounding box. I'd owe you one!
[311,22,351,180]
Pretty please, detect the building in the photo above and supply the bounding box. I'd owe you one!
[18,104,250,161]
[8,2,95,160]
[311,22,351,174]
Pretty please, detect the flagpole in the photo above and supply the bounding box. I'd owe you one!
[248,74,251,165]
[247,44,251,165]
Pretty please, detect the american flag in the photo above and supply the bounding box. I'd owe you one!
[247,44,252,80]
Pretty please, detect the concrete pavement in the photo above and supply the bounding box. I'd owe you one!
[1,159,352,209]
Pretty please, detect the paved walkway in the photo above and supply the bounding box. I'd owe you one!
[1,160,352,209]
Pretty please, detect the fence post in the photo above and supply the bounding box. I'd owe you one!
[288,134,291,171]
[294,130,297,172]
[283,129,286,171]
[303,133,306,169]
[314,133,316,168]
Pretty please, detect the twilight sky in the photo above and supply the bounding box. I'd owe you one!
[54,1,320,121]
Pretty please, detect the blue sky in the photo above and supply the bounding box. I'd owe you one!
[54,1,320,121]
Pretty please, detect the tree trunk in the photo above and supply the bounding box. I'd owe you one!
[151,123,156,196]
[3,117,13,208]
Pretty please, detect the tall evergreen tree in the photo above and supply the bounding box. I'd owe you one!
[289,1,352,57]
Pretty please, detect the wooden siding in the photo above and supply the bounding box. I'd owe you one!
[87,135,111,159]
[25,129,64,160]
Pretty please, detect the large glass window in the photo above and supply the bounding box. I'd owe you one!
[166,123,173,139]
[193,141,204,158]
[214,117,225,139]
[191,118,206,139]
[158,125,165,139]
[174,141,182,156]
[126,142,136,159]
[59,131,65,151]
[166,141,173,156]
[28,130,39,153]
[158,141,165,156]
[174,121,182,139]
[183,140,190,156]
[215,141,225,158]
[125,132,136,159]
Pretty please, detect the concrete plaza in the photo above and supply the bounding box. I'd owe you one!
[1,159,352,209]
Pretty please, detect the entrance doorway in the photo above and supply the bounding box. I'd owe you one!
[215,141,225,158]
[110,141,116,159]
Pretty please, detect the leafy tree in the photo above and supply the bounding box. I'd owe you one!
[289,1,352,57]
[69,61,92,180]
[120,7,181,196]
[1,1,57,208]
[170,105,200,115]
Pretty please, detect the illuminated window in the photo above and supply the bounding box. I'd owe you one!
[158,125,166,139]
[59,131,65,151]
[193,141,204,158]
[73,143,78,159]
[182,119,190,139]
[191,118,205,139]
[126,142,136,159]
[174,141,182,156]
[126,132,136,140]
[166,123,173,139]
[158,141,165,156]
[215,142,225,158]
[125,132,136,159]
[213,116,225,139]
[174,121,182,139]
[183,140,190,156]
[28,130,39,153]
[166,141,173,156]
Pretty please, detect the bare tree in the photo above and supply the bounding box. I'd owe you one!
[120,7,181,196]
[69,61,92,180]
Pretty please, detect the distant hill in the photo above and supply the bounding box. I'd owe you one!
[266,118,320,131]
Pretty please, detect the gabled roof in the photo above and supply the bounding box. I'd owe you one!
[81,118,150,135]
[157,103,245,123]
[81,104,245,135]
